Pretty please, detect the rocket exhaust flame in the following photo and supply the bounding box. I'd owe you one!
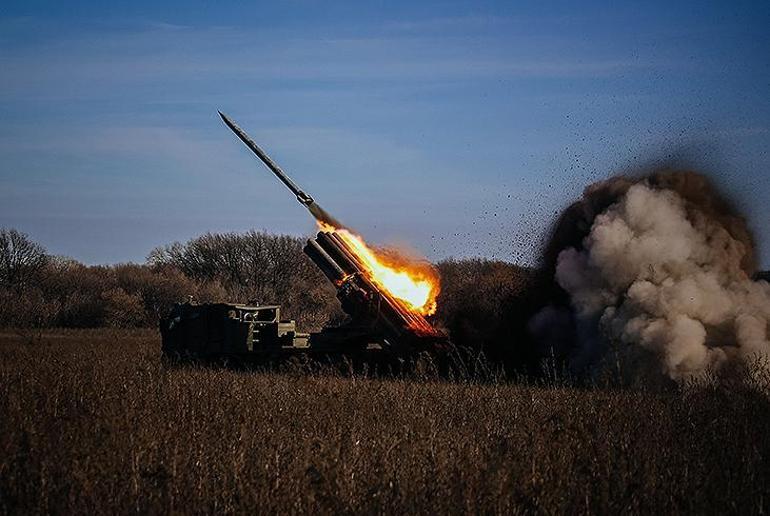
[318,222,439,316]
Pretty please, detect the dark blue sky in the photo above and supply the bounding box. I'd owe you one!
[1,1,769,266]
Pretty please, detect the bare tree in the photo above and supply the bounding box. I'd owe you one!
[148,230,340,328]
[0,229,48,292]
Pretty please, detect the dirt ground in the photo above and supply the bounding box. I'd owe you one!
[1,330,769,514]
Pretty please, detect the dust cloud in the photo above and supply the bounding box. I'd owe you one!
[531,171,770,382]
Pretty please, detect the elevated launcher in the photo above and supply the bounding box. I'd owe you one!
[306,230,443,353]
[160,113,447,363]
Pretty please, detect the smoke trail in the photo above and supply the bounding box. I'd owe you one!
[307,202,345,230]
[533,171,770,381]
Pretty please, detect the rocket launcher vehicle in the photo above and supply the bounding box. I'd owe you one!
[218,111,447,354]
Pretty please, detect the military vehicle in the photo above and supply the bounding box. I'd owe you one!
[160,112,449,366]
[160,303,308,362]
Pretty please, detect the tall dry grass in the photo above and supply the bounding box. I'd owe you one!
[1,330,769,515]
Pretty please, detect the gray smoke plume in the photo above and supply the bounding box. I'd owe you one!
[535,171,770,382]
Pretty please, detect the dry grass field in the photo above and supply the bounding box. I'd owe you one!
[1,330,769,515]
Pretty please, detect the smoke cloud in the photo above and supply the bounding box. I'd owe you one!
[534,171,770,382]
[307,201,345,230]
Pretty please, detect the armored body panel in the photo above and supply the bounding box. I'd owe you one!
[161,303,308,361]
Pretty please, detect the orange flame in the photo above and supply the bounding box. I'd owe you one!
[318,223,440,316]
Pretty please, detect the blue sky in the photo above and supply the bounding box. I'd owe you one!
[1,1,769,266]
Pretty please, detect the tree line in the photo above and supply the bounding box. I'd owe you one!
[0,229,341,331]
[0,228,536,339]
